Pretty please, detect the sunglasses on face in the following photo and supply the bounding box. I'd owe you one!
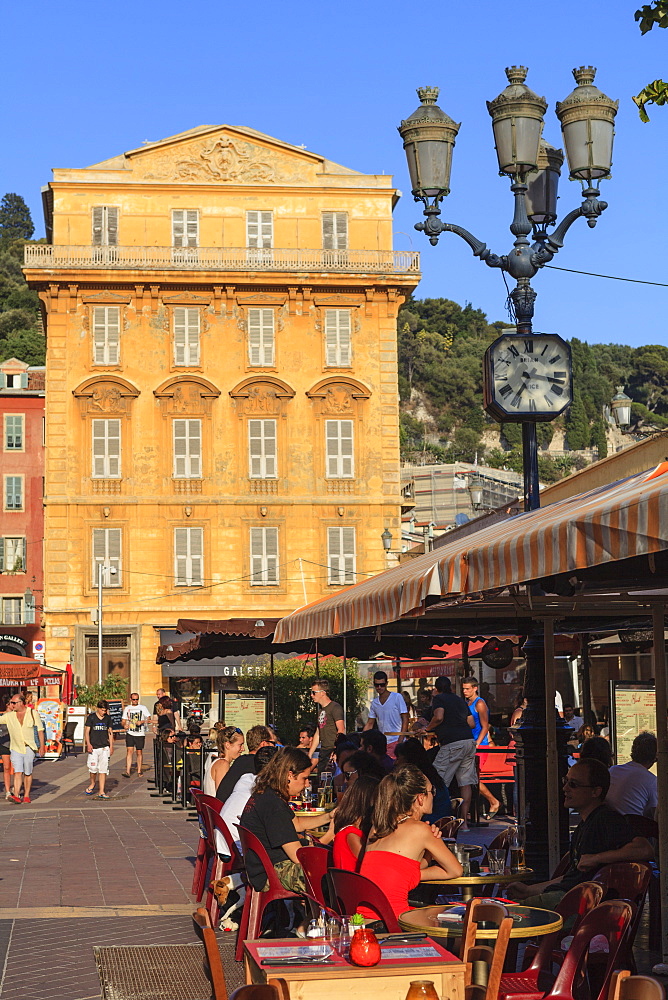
[343,768,357,779]
[374,682,387,688]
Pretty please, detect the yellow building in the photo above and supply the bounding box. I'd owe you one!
[23,124,420,703]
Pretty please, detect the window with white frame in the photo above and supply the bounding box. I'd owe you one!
[325,420,354,478]
[246,211,273,259]
[250,526,279,585]
[174,526,203,586]
[173,308,200,366]
[322,212,348,250]
[172,210,199,248]
[92,419,121,478]
[327,526,356,585]
[2,598,22,625]
[173,419,202,478]
[0,537,26,573]
[92,206,119,246]
[91,527,122,587]
[93,306,120,364]
[248,419,277,479]
[4,476,23,510]
[324,310,352,366]
[248,309,275,366]
[4,414,24,450]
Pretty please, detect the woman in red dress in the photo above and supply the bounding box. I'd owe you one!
[332,774,380,870]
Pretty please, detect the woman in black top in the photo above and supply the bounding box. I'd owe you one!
[241,747,328,891]
[394,737,451,821]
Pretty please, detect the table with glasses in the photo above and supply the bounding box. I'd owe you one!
[244,935,467,1000]
[426,867,534,902]
[398,903,563,940]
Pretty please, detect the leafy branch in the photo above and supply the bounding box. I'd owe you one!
[634,2,668,120]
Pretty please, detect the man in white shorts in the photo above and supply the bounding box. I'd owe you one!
[122,693,151,777]
[84,700,114,799]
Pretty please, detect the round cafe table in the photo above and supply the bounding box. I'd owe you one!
[398,903,562,940]
[426,867,534,902]
[444,841,484,858]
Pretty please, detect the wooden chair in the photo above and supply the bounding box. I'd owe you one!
[328,867,401,932]
[459,898,513,1000]
[497,900,633,1000]
[235,826,307,962]
[609,970,665,1000]
[436,816,465,839]
[192,907,227,1000]
[297,845,331,908]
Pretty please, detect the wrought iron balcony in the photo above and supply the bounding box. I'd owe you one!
[24,244,420,275]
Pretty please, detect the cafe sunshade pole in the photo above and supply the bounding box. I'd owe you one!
[544,617,560,876]
[652,604,668,973]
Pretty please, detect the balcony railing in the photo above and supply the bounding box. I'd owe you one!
[24,245,420,275]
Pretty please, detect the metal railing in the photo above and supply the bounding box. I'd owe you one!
[24,244,421,275]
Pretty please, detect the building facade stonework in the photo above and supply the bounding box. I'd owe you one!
[24,124,420,699]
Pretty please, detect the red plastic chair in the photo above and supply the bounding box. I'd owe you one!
[591,863,651,972]
[235,826,306,962]
[191,790,223,901]
[297,845,331,908]
[515,881,605,974]
[498,900,633,1000]
[205,807,246,925]
[328,867,401,933]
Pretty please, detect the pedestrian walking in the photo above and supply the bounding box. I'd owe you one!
[363,670,408,738]
[421,676,476,831]
[122,692,151,777]
[308,679,346,776]
[84,700,114,799]
[462,675,500,819]
[0,693,45,804]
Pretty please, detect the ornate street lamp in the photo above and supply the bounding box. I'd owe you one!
[468,475,484,510]
[381,528,393,552]
[611,386,633,429]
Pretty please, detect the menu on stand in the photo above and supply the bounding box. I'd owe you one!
[609,681,656,764]
[223,691,267,733]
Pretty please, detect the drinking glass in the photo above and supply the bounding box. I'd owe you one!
[337,916,352,958]
[454,846,470,876]
[487,848,506,875]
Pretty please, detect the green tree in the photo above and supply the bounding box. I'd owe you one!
[74,675,129,709]
[590,419,609,459]
[0,194,34,245]
[0,330,46,366]
[633,1,668,120]
[565,391,590,450]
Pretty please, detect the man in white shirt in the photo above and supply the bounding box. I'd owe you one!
[363,670,408,737]
[606,732,658,819]
[563,704,584,732]
[122,693,151,777]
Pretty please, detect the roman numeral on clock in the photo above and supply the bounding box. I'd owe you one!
[523,339,533,354]
[499,384,513,397]
[550,383,564,396]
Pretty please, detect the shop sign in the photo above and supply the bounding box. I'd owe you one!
[0,634,27,647]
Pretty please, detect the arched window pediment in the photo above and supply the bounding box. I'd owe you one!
[154,375,220,399]
[230,376,295,416]
[73,376,140,416]
[306,377,370,416]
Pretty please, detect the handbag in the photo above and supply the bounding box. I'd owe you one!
[31,708,41,750]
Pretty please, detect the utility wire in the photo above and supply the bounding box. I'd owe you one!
[545,264,668,288]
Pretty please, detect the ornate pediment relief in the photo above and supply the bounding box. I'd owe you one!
[307,377,371,416]
[154,376,220,416]
[230,377,295,416]
[73,376,140,417]
[129,129,317,185]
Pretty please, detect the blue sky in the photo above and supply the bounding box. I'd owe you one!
[3,0,665,347]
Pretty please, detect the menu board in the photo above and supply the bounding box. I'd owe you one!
[223,691,267,732]
[609,681,656,764]
[106,699,125,733]
[36,699,64,759]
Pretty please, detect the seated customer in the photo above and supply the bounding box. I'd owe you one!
[508,758,654,909]
[216,725,277,803]
[332,773,380,870]
[358,764,462,920]
[241,747,327,892]
[606,732,657,819]
[394,737,451,822]
[342,749,386,785]
[360,729,394,774]
[218,744,279,855]
[578,736,613,768]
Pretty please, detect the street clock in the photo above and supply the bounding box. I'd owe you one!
[483,331,573,422]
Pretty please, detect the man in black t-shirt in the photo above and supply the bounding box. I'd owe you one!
[84,700,114,799]
[508,758,654,908]
[308,679,346,776]
[422,676,476,829]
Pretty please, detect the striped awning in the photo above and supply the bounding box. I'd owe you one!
[274,463,668,643]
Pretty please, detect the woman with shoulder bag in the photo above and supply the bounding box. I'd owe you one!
[0,693,45,803]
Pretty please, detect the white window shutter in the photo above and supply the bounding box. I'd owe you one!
[106,207,119,246]
[248,309,274,366]
[92,528,122,586]
[187,419,201,477]
[325,310,351,366]
[93,306,120,364]
[174,527,189,585]
[250,527,264,584]
[172,210,185,247]
[189,526,203,585]
[326,420,354,478]
[92,207,104,246]
[250,527,279,585]
[173,307,199,365]
[0,538,3,572]
[185,210,199,247]
[322,212,348,250]
[173,419,187,477]
[328,526,356,584]
[247,211,273,249]
[174,308,186,364]
[248,419,277,478]
[186,309,200,365]
[92,419,120,478]
[264,526,278,584]
[173,419,201,478]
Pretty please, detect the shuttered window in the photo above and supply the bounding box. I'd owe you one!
[4,476,23,510]
[248,309,275,366]
[327,527,356,585]
[246,211,273,249]
[173,419,202,478]
[92,307,120,364]
[92,528,122,586]
[250,527,279,586]
[248,419,277,478]
[2,598,22,625]
[92,419,121,478]
[0,537,26,573]
[325,310,352,366]
[174,527,203,586]
[322,212,348,250]
[325,420,354,478]
[172,210,199,247]
[4,415,23,450]
[92,206,119,246]
[173,307,200,366]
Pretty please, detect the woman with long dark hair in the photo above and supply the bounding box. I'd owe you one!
[241,747,328,892]
[394,737,451,822]
[358,764,461,919]
[332,773,380,870]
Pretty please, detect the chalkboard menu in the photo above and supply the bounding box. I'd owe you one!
[609,680,655,764]
[106,699,125,732]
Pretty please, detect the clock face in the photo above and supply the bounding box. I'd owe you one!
[483,333,573,422]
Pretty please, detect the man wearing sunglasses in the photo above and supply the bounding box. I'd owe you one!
[508,758,653,907]
[309,679,345,776]
[363,671,408,739]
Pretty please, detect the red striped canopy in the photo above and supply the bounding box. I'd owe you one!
[274,463,668,643]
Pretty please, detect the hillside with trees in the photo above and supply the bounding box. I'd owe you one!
[398,297,665,483]
[0,193,45,366]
